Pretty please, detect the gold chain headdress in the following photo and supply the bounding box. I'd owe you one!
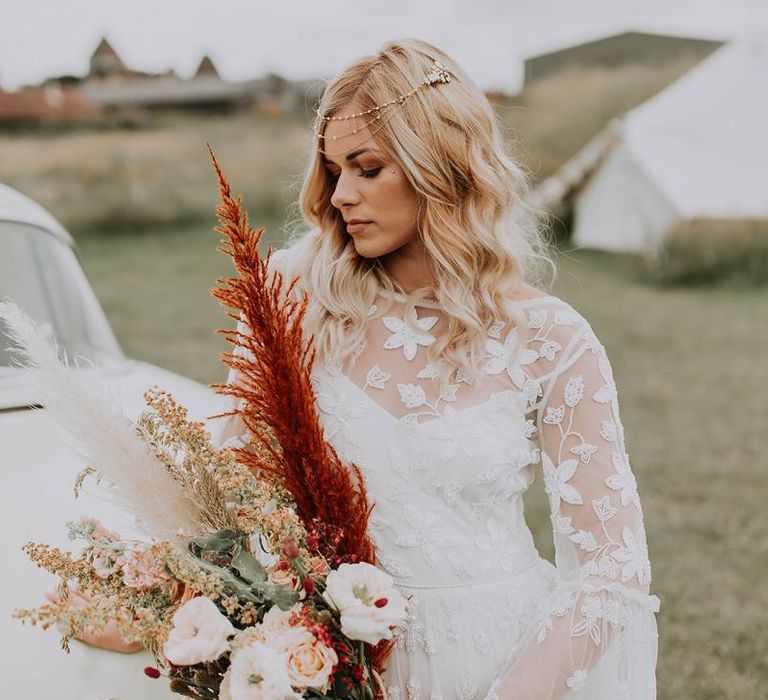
[315,59,453,155]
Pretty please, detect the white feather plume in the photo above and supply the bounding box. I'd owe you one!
[0,299,205,540]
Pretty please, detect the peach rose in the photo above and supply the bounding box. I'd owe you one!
[266,563,305,598]
[230,624,268,654]
[268,627,338,692]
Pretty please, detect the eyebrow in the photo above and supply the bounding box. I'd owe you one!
[322,148,383,166]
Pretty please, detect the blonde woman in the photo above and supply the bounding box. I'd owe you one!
[223,37,660,700]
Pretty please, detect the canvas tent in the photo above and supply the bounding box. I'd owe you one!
[539,36,768,255]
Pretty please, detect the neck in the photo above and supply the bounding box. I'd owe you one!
[379,238,436,295]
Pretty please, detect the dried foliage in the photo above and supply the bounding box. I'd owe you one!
[207,147,376,570]
[15,534,185,656]
[136,387,239,534]
[206,148,394,673]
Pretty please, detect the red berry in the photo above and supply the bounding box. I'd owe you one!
[302,578,315,595]
[144,667,161,679]
[277,560,290,571]
[374,597,388,608]
[281,538,300,559]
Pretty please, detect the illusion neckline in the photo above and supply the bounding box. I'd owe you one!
[327,367,526,430]
[375,288,559,310]
[376,288,441,309]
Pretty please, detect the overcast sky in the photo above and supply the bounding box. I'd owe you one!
[1,0,766,92]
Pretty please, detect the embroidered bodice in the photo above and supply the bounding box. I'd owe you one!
[215,249,660,700]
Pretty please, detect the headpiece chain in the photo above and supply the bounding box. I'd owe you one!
[317,59,452,124]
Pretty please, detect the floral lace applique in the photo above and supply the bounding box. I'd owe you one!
[383,312,438,361]
[365,364,391,390]
[484,328,539,388]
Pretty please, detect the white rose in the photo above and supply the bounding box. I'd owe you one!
[163,597,235,665]
[230,624,267,654]
[267,627,338,692]
[220,643,301,700]
[261,603,301,634]
[323,562,408,645]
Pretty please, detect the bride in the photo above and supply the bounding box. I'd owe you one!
[217,37,660,700]
[68,37,660,699]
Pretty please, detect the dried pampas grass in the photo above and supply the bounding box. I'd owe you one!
[0,300,205,540]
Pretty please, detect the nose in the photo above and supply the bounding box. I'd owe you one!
[330,171,362,210]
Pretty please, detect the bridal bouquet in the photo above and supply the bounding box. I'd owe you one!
[3,151,405,700]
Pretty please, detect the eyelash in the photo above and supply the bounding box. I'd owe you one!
[328,167,382,180]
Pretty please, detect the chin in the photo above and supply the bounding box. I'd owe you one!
[352,234,413,260]
[351,238,391,259]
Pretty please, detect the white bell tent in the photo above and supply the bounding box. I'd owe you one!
[565,36,768,254]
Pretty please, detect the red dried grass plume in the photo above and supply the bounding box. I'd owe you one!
[206,145,380,567]
[206,147,393,677]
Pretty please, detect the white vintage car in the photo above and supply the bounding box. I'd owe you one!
[0,184,222,699]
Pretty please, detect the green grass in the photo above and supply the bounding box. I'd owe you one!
[0,112,310,233]
[76,218,286,385]
[75,227,768,699]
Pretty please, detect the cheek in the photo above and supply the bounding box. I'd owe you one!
[374,179,419,226]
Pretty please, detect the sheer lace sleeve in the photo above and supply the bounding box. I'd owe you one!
[486,300,660,699]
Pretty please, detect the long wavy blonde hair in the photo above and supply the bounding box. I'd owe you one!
[280,38,555,381]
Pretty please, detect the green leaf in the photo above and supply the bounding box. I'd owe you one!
[260,583,301,610]
[230,550,267,584]
[190,529,241,557]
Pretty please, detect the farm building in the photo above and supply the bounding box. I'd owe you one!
[0,85,101,125]
[80,38,323,115]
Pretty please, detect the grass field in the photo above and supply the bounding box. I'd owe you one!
[75,223,767,700]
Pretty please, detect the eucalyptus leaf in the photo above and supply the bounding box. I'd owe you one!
[190,529,241,557]
[256,582,301,610]
[231,549,267,584]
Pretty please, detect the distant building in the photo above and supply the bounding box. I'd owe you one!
[89,38,126,79]
[524,31,723,84]
[0,85,101,125]
[81,38,324,115]
[86,37,176,82]
[193,55,220,79]
[1,38,325,125]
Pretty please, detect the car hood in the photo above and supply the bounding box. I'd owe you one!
[0,360,229,700]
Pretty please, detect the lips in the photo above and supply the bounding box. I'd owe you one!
[346,221,371,233]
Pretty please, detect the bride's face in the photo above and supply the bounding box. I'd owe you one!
[322,102,421,259]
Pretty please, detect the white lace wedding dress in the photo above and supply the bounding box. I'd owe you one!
[217,251,660,700]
